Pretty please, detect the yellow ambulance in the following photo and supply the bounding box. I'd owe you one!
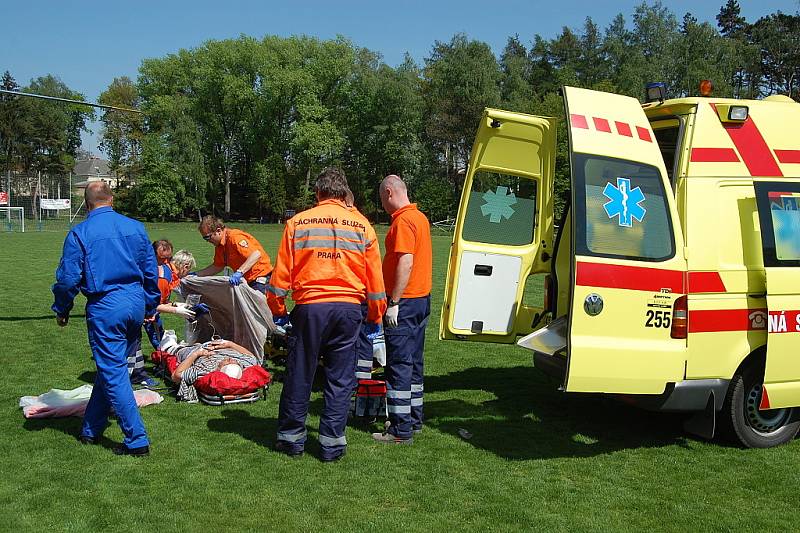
[440,84,800,448]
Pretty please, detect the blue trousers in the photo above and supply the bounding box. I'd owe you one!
[81,291,150,449]
[355,304,373,380]
[385,296,430,439]
[277,302,361,460]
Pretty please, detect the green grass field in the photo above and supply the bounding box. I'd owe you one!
[2,222,799,532]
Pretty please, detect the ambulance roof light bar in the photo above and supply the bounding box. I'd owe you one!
[645,82,667,103]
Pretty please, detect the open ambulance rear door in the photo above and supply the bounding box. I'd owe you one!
[440,109,556,343]
[753,182,800,409]
[561,86,688,394]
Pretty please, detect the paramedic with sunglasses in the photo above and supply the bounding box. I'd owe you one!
[194,215,274,294]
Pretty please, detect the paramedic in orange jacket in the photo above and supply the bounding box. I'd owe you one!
[195,216,273,293]
[372,175,432,445]
[268,168,386,462]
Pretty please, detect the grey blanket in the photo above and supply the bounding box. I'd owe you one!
[179,276,276,362]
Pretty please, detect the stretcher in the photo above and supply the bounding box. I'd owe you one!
[151,348,271,405]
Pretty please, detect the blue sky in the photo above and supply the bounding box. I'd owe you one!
[2,0,798,155]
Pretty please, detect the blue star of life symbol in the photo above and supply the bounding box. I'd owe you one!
[602,177,646,227]
[481,185,517,223]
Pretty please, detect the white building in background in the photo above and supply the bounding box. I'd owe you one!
[73,157,119,189]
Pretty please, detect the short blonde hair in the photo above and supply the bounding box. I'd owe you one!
[172,249,196,270]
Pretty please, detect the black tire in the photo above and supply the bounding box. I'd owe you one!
[722,363,800,448]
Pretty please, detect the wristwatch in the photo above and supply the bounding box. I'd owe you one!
[388,298,400,307]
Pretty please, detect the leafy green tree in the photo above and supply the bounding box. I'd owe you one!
[17,75,93,175]
[423,34,501,185]
[98,77,144,178]
[749,13,800,98]
[132,134,184,220]
[0,71,23,173]
[499,36,535,113]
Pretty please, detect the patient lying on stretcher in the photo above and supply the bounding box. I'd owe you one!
[160,336,258,402]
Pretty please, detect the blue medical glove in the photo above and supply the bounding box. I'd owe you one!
[229,271,244,286]
[188,271,198,277]
[365,322,381,341]
[274,315,290,328]
[192,303,210,316]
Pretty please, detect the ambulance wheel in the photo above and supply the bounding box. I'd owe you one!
[723,365,800,448]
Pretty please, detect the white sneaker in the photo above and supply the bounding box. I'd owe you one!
[160,330,179,353]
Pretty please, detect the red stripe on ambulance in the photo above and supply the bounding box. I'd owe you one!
[688,309,766,333]
[690,148,740,163]
[570,114,651,143]
[615,121,632,137]
[571,114,589,129]
[687,271,727,293]
[712,103,783,177]
[767,310,800,333]
[576,262,684,293]
[775,150,800,164]
[593,117,612,133]
[576,263,727,294]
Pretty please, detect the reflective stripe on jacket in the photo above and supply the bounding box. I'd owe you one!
[267,199,387,323]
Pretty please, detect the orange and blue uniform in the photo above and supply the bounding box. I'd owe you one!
[213,228,273,292]
[157,262,180,304]
[382,203,433,439]
[268,198,386,460]
[143,262,182,350]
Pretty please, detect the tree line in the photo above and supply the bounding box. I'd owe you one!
[1,1,798,222]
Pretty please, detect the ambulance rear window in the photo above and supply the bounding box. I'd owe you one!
[461,170,537,246]
[573,154,674,261]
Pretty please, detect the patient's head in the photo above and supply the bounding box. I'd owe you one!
[218,358,243,379]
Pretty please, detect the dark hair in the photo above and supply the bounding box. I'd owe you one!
[152,239,173,255]
[199,215,225,233]
[314,167,349,201]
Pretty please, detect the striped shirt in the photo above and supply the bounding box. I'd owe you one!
[175,344,258,402]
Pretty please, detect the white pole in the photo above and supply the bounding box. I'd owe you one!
[5,170,9,226]
[37,171,41,225]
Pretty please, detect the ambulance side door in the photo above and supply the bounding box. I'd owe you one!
[440,109,556,343]
[563,86,688,394]
[753,182,800,409]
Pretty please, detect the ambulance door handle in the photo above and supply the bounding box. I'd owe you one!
[474,265,493,276]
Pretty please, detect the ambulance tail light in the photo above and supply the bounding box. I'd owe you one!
[543,274,553,311]
[671,295,688,339]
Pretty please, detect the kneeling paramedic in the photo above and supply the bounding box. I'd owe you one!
[51,181,160,456]
[268,167,386,462]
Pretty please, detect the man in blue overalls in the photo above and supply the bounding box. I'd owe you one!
[52,181,160,456]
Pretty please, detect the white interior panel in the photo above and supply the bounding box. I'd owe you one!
[453,251,522,333]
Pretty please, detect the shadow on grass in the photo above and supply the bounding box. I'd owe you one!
[0,314,85,322]
[423,365,690,460]
[206,408,324,458]
[22,416,119,450]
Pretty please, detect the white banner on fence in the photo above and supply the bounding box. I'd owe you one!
[40,198,71,210]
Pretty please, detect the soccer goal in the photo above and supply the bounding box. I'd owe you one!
[0,207,25,232]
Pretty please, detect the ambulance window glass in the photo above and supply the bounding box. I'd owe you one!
[462,170,537,246]
[651,120,680,184]
[573,154,674,261]
[768,195,800,261]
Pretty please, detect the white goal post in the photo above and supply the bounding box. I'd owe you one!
[0,207,25,232]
